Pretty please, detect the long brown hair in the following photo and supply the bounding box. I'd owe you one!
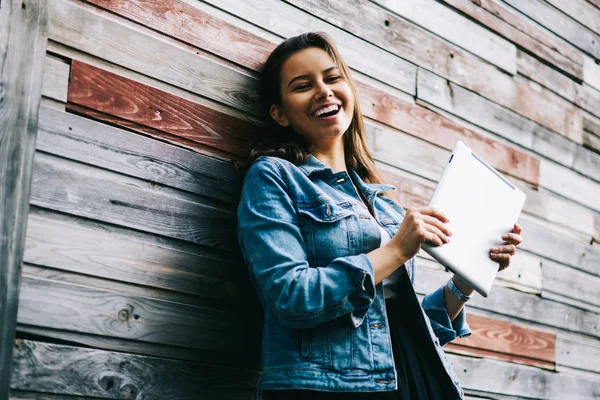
[248,32,394,197]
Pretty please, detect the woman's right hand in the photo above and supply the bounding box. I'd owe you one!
[389,207,452,261]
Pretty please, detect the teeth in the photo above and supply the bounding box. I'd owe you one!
[314,105,339,116]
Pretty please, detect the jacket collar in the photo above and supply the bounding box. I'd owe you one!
[299,154,396,196]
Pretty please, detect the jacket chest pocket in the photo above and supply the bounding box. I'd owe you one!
[297,201,356,267]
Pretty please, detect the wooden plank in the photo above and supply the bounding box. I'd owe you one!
[67,60,253,158]
[544,0,600,36]
[414,266,600,338]
[369,0,517,75]
[278,0,580,142]
[448,353,600,399]
[30,152,237,252]
[0,0,48,396]
[357,79,540,187]
[11,340,258,399]
[503,0,600,59]
[542,258,600,310]
[41,55,69,103]
[584,55,600,92]
[48,0,260,115]
[436,0,583,80]
[17,274,242,352]
[445,314,555,370]
[556,332,600,375]
[24,209,240,299]
[539,157,600,213]
[37,105,242,205]
[588,0,600,10]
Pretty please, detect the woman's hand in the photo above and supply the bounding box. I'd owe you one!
[390,207,452,261]
[490,223,523,271]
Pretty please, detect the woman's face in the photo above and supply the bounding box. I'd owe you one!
[270,47,355,146]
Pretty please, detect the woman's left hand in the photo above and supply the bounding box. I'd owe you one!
[490,223,523,271]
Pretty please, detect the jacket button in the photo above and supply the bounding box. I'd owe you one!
[325,204,332,216]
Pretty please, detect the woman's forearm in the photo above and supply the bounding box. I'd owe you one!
[367,244,410,286]
[444,275,474,321]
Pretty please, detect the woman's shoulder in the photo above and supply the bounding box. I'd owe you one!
[246,155,302,179]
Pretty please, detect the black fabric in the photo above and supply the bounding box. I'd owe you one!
[262,266,456,400]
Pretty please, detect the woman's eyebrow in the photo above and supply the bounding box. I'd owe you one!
[287,66,338,88]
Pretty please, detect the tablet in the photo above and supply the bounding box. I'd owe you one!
[421,140,526,297]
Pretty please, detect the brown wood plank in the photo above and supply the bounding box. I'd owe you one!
[86,0,272,72]
[438,0,583,81]
[67,60,255,158]
[356,79,540,187]
[0,0,48,394]
[11,340,258,399]
[446,314,556,370]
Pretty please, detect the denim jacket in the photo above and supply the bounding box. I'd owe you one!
[237,154,471,398]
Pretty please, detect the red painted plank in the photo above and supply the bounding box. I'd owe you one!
[67,61,255,158]
[86,0,272,71]
[446,314,556,370]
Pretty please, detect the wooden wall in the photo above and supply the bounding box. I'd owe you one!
[8,0,600,399]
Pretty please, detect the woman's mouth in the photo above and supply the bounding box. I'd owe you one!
[312,104,341,120]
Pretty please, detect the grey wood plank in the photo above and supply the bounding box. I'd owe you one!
[41,55,69,103]
[200,0,416,96]
[17,274,243,352]
[48,0,260,115]
[24,208,240,299]
[370,0,517,75]
[0,0,48,395]
[30,152,236,252]
[449,353,600,399]
[415,266,600,338]
[544,0,600,36]
[584,55,600,92]
[502,0,600,59]
[556,331,600,375]
[11,340,258,399]
[36,106,241,205]
[542,258,600,310]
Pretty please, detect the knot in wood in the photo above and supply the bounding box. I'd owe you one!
[118,309,130,322]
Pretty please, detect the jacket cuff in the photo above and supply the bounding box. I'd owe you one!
[346,254,376,328]
[421,284,472,346]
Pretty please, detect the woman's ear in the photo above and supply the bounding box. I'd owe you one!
[269,104,290,127]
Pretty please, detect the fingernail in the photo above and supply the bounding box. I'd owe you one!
[491,247,498,252]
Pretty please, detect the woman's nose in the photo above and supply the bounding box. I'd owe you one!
[314,81,333,100]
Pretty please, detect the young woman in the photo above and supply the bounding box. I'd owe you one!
[237,32,522,400]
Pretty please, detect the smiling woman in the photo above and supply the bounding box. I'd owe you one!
[237,32,522,400]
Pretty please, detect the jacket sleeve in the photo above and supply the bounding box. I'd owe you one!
[237,159,377,330]
[421,284,472,346]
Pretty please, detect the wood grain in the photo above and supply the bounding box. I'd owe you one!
[30,152,237,252]
[67,60,253,158]
[436,0,583,80]
[0,0,48,394]
[11,340,258,399]
[37,105,242,204]
[446,314,555,370]
[41,55,69,103]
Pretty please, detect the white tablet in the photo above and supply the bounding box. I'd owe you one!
[421,140,526,297]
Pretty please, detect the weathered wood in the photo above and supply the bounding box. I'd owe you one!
[30,152,237,251]
[41,55,69,103]
[584,55,600,92]
[357,79,540,186]
[280,0,581,142]
[48,0,260,115]
[67,61,253,158]
[556,332,600,375]
[0,0,48,395]
[544,0,600,36]
[503,0,600,59]
[368,0,518,74]
[37,105,242,205]
[11,340,258,399]
[539,157,600,213]
[17,274,243,352]
[542,258,600,310]
[415,266,600,338]
[445,314,555,370]
[436,0,583,80]
[448,353,600,399]
[24,209,240,299]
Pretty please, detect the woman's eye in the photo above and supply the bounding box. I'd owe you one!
[327,76,341,82]
[294,84,310,91]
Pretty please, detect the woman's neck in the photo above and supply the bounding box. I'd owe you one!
[311,141,346,173]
